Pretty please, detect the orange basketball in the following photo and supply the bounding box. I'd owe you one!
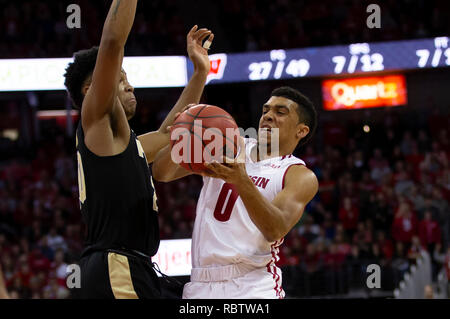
[169,104,239,173]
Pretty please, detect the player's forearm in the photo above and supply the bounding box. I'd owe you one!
[152,145,191,182]
[137,131,169,164]
[102,0,138,47]
[234,177,288,242]
[158,71,208,133]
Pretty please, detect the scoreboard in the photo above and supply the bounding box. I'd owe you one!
[189,36,450,84]
[0,37,448,92]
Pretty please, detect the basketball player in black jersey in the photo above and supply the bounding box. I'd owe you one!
[63,0,213,298]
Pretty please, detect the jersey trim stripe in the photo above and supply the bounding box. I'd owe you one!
[108,253,139,299]
[266,238,284,299]
[281,154,293,160]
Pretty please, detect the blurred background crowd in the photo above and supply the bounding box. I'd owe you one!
[0,0,449,299]
[1,95,448,298]
[1,0,449,58]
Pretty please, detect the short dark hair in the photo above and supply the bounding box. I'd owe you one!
[271,86,317,146]
[63,46,99,109]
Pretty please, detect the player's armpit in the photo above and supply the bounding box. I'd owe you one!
[151,145,193,182]
[271,165,319,238]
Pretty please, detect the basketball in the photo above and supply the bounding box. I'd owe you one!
[170,104,240,173]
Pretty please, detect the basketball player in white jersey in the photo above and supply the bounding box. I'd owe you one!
[152,86,318,298]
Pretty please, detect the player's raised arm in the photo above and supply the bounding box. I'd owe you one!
[138,26,214,163]
[82,0,138,130]
[158,26,213,133]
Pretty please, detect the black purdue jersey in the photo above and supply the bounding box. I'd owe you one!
[76,123,160,257]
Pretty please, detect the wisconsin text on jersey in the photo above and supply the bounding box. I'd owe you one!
[248,175,270,189]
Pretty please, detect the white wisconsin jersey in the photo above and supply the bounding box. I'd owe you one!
[191,137,306,270]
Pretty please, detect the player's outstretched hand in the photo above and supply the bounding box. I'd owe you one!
[203,137,247,185]
[187,25,214,75]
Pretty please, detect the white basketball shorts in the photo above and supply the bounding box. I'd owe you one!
[182,263,285,299]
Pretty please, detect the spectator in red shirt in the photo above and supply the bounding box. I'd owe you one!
[13,254,34,288]
[334,233,351,257]
[288,233,307,257]
[391,201,418,244]
[300,243,321,274]
[406,144,425,181]
[418,211,442,253]
[318,168,336,210]
[8,259,34,299]
[28,248,51,273]
[278,246,300,267]
[324,243,347,271]
[181,198,197,222]
[375,230,394,260]
[338,197,359,239]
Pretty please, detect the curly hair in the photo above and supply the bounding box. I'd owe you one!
[63,46,99,109]
[270,86,317,146]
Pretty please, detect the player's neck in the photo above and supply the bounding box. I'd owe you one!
[252,145,292,162]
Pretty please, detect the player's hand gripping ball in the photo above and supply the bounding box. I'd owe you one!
[170,104,239,173]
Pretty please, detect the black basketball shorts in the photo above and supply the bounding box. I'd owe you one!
[72,249,161,299]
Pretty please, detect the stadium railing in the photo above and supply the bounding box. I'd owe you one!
[393,250,432,299]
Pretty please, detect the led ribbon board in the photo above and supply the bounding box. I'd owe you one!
[190,36,450,84]
[0,37,448,91]
[0,56,188,92]
[152,239,192,277]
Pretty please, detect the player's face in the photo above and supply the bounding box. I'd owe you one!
[258,96,307,150]
[117,70,136,120]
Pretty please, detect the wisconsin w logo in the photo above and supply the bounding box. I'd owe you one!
[206,54,228,84]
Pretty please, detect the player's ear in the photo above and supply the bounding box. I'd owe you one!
[82,75,93,97]
[82,83,90,96]
[296,123,309,140]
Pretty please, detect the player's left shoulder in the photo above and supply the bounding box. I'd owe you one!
[284,163,318,193]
